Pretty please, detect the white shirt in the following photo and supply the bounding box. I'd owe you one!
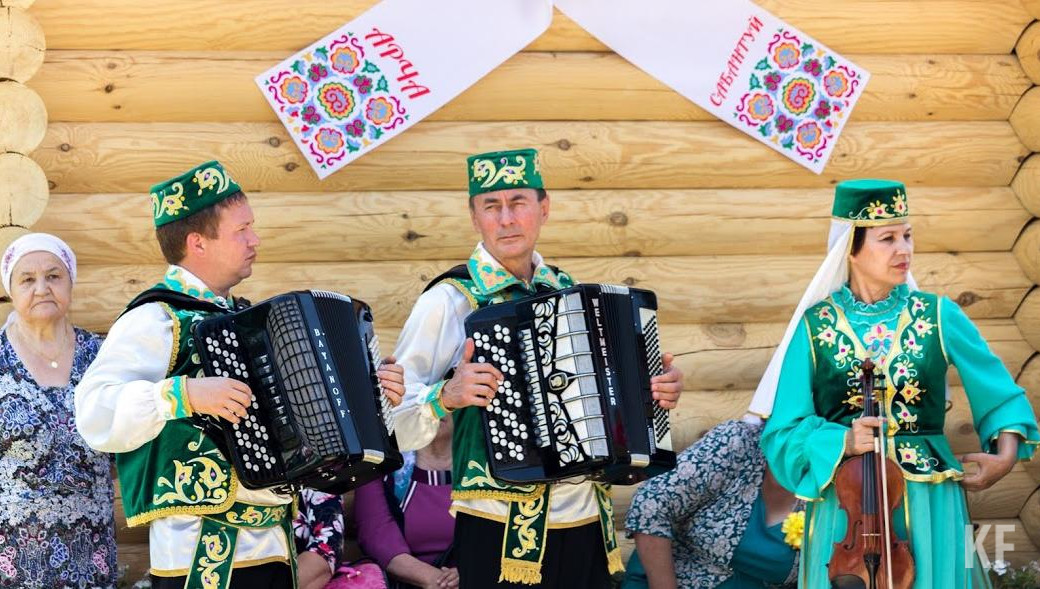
[74,266,291,574]
[392,245,600,526]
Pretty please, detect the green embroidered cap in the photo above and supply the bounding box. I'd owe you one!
[467,148,543,198]
[832,179,909,225]
[150,160,242,227]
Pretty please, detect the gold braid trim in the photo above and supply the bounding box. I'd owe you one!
[441,278,479,310]
[125,471,241,527]
[499,559,542,585]
[452,487,544,503]
[157,302,180,375]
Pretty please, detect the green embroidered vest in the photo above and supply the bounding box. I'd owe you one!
[440,272,574,502]
[804,291,962,482]
[115,285,240,526]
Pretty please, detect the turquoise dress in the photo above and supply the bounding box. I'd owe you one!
[623,492,797,589]
[762,284,1039,588]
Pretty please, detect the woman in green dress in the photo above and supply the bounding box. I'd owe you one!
[755,179,1038,588]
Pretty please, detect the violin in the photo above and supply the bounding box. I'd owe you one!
[829,358,915,589]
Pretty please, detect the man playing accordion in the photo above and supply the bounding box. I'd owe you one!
[391,148,684,588]
[74,161,406,589]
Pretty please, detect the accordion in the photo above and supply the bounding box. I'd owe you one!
[464,284,675,484]
[193,290,402,493]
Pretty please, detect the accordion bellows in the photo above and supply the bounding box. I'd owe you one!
[193,290,402,493]
[465,284,676,484]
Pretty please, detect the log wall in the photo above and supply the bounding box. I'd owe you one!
[11,0,1040,582]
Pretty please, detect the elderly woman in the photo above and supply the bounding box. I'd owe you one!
[0,233,116,588]
[623,419,802,588]
[756,180,1039,588]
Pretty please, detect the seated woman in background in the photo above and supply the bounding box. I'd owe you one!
[355,416,456,589]
[623,419,802,589]
[0,233,117,588]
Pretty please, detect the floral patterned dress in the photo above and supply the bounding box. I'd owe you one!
[293,488,345,573]
[0,327,117,589]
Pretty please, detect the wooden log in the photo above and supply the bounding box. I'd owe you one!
[1011,86,1040,152]
[0,7,45,83]
[1014,289,1040,352]
[29,0,1031,54]
[966,466,1036,520]
[0,225,29,256]
[1017,21,1040,85]
[62,252,1029,333]
[1023,0,1040,19]
[29,51,1031,124]
[34,187,1030,266]
[33,121,1028,194]
[0,81,46,153]
[365,320,1025,402]
[974,518,1040,568]
[1012,155,1040,218]
[0,0,38,8]
[0,152,48,226]
[1020,488,1040,555]
[1015,221,1040,285]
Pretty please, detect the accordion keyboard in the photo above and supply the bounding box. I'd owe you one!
[542,292,608,464]
[639,308,672,452]
[201,329,279,476]
[473,325,532,464]
[367,332,395,436]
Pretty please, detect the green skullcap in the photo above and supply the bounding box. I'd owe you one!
[832,179,909,225]
[150,160,242,227]
[467,148,544,198]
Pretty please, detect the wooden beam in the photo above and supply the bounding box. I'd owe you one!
[33,121,1028,193]
[1015,289,1040,352]
[29,51,1031,123]
[29,0,1031,54]
[11,251,1025,333]
[33,187,1029,265]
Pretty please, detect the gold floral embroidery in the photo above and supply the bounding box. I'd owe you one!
[193,165,232,196]
[893,400,919,433]
[152,182,188,219]
[900,379,923,404]
[897,442,918,465]
[471,156,528,189]
[196,527,233,588]
[510,494,546,559]
[815,326,838,345]
[154,453,231,506]
[224,505,287,527]
[459,460,537,494]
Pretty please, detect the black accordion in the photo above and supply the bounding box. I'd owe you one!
[193,290,402,493]
[464,284,675,484]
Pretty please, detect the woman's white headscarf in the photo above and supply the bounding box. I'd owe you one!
[746,183,917,423]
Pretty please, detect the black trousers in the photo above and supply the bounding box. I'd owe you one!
[150,562,293,589]
[455,513,612,589]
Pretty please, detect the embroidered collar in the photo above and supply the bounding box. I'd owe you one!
[465,242,564,295]
[833,283,909,321]
[161,266,234,311]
